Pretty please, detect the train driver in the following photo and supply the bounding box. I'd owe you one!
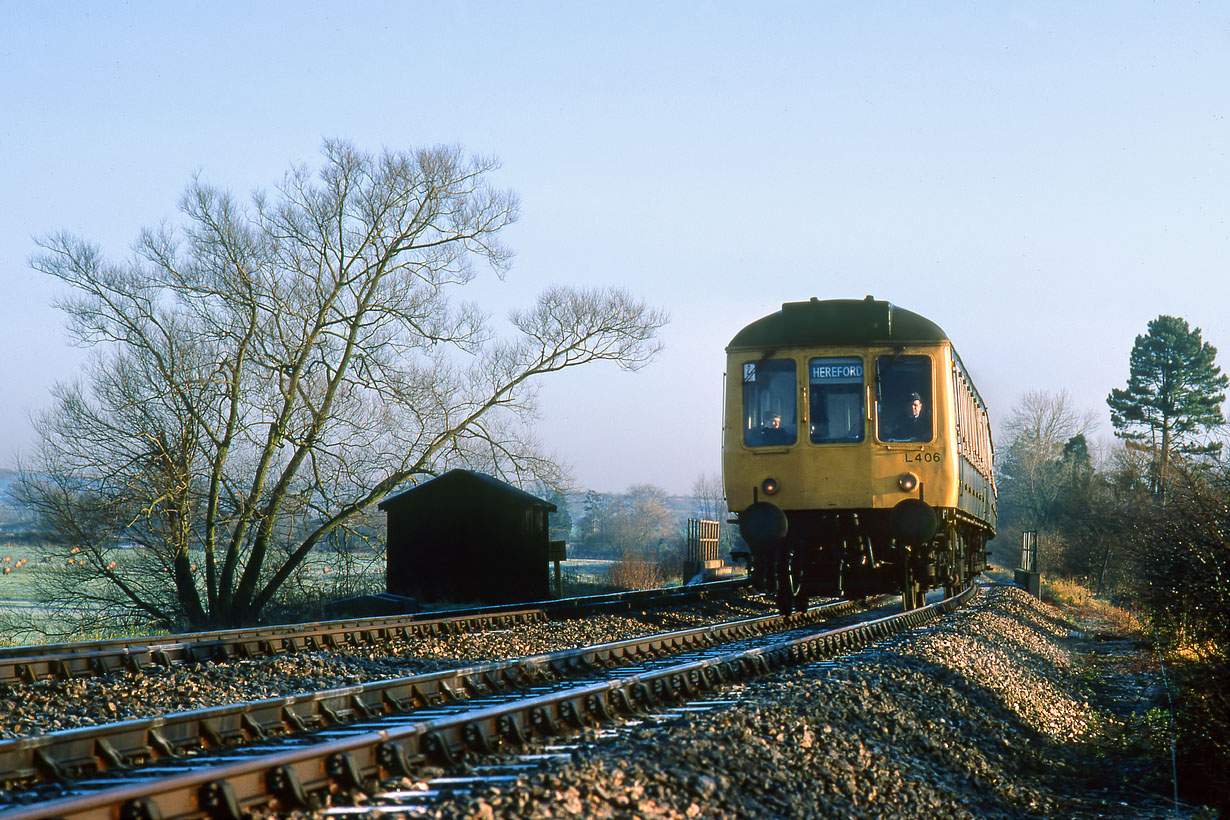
[891,392,931,442]
[758,411,795,445]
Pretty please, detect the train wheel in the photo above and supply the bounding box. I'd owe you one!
[901,562,923,610]
[944,524,963,597]
[905,580,923,610]
[775,568,794,616]
[944,568,963,598]
[775,545,803,616]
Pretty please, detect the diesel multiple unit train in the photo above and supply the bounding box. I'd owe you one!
[723,297,996,614]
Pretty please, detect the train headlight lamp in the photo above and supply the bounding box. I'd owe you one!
[898,472,919,492]
[761,477,779,495]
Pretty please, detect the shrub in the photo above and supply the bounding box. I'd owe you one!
[606,549,667,590]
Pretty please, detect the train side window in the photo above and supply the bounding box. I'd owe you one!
[742,359,798,446]
[954,371,967,453]
[957,377,971,457]
[808,357,865,443]
[966,393,975,454]
[876,355,933,443]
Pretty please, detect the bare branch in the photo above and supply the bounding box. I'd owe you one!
[22,140,665,629]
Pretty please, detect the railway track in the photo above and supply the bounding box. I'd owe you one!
[0,579,750,686]
[0,586,974,820]
[0,594,876,795]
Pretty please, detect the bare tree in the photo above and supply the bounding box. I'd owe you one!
[690,472,725,523]
[996,389,1100,530]
[606,484,678,556]
[19,140,668,630]
[691,471,739,556]
[603,484,681,589]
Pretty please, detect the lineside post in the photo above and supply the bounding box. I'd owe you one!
[1014,530,1041,598]
[548,540,566,597]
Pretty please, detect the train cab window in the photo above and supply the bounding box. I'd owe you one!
[876,355,933,443]
[741,359,797,447]
[808,357,865,443]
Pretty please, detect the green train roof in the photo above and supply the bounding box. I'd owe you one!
[727,296,949,351]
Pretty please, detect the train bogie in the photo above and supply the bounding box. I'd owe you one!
[723,297,996,613]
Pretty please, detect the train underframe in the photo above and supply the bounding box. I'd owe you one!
[737,508,990,615]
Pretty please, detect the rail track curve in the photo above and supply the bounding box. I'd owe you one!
[0,585,974,820]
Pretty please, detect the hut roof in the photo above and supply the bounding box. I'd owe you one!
[377,469,557,512]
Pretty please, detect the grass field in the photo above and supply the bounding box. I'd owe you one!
[0,541,48,602]
[0,550,686,644]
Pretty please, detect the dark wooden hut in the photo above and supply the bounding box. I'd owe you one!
[378,469,556,604]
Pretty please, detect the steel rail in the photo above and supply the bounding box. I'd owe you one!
[0,609,547,687]
[0,608,543,662]
[0,586,973,820]
[0,595,877,792]
[0,579,751,685]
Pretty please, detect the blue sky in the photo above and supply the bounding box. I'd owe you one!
[3,3,1228,494]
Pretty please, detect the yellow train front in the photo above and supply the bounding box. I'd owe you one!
[723,297,996,613]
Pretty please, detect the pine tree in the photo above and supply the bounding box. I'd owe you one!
[1107,315,1228,493]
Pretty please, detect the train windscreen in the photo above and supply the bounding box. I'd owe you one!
[741,359,797,447]
[876,355,933,443]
